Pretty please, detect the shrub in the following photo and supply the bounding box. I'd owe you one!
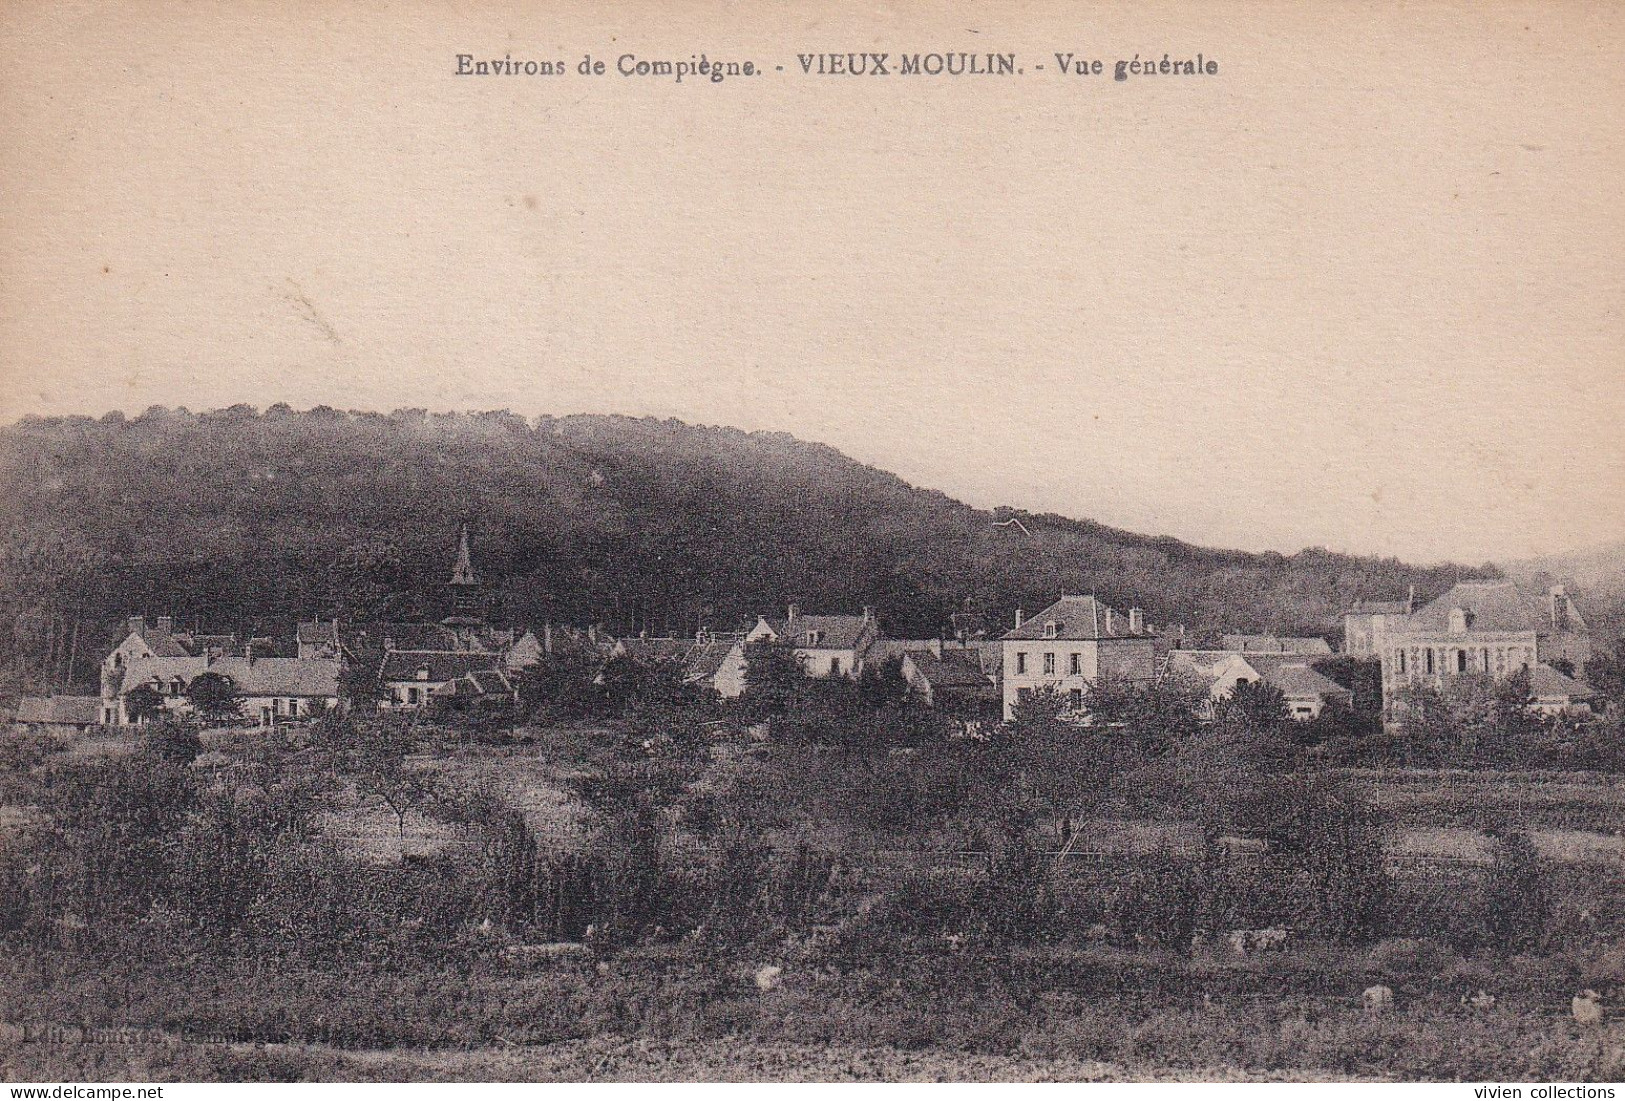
[1483,828,1548,953]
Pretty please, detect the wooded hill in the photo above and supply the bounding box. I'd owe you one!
[0,406,1494,691]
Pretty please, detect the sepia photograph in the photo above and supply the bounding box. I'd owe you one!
[1,0,1624,1089]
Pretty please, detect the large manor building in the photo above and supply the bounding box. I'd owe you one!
[1378,580,1594,715]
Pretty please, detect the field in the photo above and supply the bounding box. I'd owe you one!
[7,950,1625,1082]
[9,719,1625,1082]
[308,737,1625,874]
[0,1034,1541,1083]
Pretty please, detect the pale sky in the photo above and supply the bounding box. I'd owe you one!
[2,0,1621,565]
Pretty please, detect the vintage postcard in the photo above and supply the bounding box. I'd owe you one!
[1,0,1623,1089]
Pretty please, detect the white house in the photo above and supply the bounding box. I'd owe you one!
[110,652,341,726]
[999,596,1155,719]
[747,606,881,679]
[1167,649,1352,720]
[684,633,749,698]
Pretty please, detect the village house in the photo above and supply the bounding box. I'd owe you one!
[684,632,749,697]
[102,615,238,673]
[898,645,999,712]
[1526,663,1599,717]
[747,605,881,679]
[999,596,1155,719]
[378,649,513,710]
[504,628,546,671]
[1380,579,1594,715]
[604,630,751,698]
[1168,649,1353,720]
[108,650,342,726]
[98,615,339,726]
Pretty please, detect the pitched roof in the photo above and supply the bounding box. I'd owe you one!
[866,638,934,664]
[1348,599,1412,616]
[202,656,341,697]
[616,637,692,664]
[121,655,209,690]
[341,622,462,653]
[464,668,515,695]
[1166,650,1253,691]
[906,649,994,691]
[762,613,879,651]
[684,635,744,683]
[505,630,545,668]
[136,628,192,659]
[1167,650,1349,703]
[15,695,102,726]
[379,649,503,683]
[1220,634,1332,655]
[1527,662,1594,701]
[1002,596,1141,642]
[1408,581,1587,634]
[121,655,341,698]
[179,634,239,656]
[1243,654,1351,701]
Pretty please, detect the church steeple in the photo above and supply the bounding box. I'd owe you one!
[450,523,477,587]
[444,523,486,626]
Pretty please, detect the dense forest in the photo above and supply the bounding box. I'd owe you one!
[0,406,1500,697]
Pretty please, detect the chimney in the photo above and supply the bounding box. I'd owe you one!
[1129,608,1145,635]
[1104,608,1118,635]
[127,615,146,635]
[1407,584,1416,613]
[156,615,173,634]
[863,605,875,622]
[1551,585,1569,630]
[544,622,554,654]
[787,604,799,622]
[1014,608,1024,629]
[929,638,942,658]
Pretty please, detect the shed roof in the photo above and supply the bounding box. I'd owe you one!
[1527,662,1594,701]
[15,695,102,726]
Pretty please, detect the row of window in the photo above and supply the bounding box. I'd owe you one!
[1013,652,1085,676]
[1392,645,1533,677]
[259,698,305,718]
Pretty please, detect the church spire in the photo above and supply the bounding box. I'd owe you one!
[450,523,476,586]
